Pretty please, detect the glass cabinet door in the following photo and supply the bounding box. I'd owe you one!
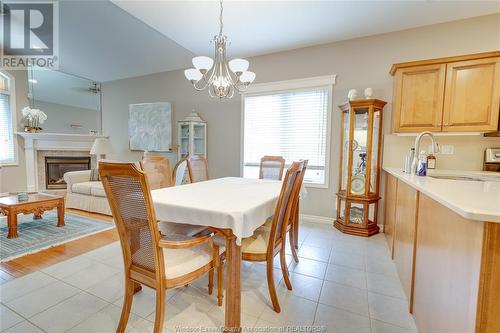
[369,110,381,194]
[193,124,206,156]
[180,123,190,158]
[350,107,369,196]
[340,110,350,192]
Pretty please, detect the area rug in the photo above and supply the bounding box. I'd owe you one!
[0,211,114,262]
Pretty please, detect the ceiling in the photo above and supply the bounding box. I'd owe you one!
[112,1,500,57]
[55,1,499,82]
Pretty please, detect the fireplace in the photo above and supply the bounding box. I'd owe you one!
[45,156,91,189]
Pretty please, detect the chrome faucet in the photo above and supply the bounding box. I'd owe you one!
[411,131,439,175]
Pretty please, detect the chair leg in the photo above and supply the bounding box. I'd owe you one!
[116,278,134,333]
[289,228,299,263]
[153,287,165,333]
[217,260,223,306]
[294,209,300,250]
[266,257,281,313]
[280,246,293,291]
[208,269,214,295]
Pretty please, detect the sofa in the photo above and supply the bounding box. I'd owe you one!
[64,170,112,215]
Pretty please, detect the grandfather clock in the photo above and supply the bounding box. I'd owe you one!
[335,99,386,236]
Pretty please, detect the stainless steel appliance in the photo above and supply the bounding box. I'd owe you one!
[484,148,500,172]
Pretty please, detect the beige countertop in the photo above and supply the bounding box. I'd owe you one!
[383,167,500,222]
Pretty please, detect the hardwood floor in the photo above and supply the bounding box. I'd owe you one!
[0,209,118,281]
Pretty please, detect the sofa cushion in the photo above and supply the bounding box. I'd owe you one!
[71,182,94,195]
[90,182,106,197]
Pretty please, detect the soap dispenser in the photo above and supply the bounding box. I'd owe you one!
[417,150,427,176]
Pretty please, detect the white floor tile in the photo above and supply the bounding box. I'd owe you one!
[259,291,316,325]
[370,318,418,333]
[314,303,371,333]
[0,304,24,332]
[41,255,96,279]
[29,292,108,333]
[66,303,142,333]
[61,261,120,290]
[366,272,406,299]
[86,272,124,303]
[365,258,398,277]
[290,257,327,279]
[325,264,367,290]
[278,272,323,302]
[0,272,57,303]
[2,321,43,333]
[319,281,369,316]
[368,292,417,330]
[6,280,79,318]
[330,250,366,270]
[298,245,331,262]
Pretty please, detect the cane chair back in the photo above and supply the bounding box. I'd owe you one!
[268,161,303,252]
[140,155,173,190]
[172,159,190,186]
[188,155,209,183]
[99,162,165,282]
[259,156,285,180]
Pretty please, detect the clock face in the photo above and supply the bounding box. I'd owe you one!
[351,175,365,194]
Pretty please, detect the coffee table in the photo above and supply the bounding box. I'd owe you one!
[0,193,65,239]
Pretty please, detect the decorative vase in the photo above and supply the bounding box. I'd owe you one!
[348,89,358,100]
[364,88,374,99]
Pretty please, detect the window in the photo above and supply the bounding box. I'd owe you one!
[0,71,15,165]
[242,77,334,187]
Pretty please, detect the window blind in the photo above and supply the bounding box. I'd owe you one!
[243,87,330,185]
[0,90,14,165]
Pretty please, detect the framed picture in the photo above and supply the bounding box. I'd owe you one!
[128,102,172,152]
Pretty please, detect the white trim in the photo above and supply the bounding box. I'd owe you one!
[243,75,337,95]
[240,76,335,188]
[0,71,17,166]
[300,214,332,225]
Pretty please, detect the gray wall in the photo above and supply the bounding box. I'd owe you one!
[35,100,100,135]
[102,14,500,218]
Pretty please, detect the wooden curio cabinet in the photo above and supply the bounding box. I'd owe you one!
[335,99,386,237]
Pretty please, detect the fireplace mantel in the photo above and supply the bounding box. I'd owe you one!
[17,132,108,192]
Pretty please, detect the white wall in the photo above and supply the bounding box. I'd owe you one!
[35,100,100,134]
[102,14,500,218]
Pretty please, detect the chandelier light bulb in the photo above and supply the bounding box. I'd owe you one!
[192,56,214,74]
[240,71,256,84]
[228,58,249,75]
[184,68,203,82]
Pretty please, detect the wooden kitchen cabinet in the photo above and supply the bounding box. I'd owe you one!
[443,57,500,132]
[383,173,398,258]
[392,64,445,132]
[390,51,500,133]
[392,180,419,311]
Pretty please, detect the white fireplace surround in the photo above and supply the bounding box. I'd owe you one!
[17,132,108,192]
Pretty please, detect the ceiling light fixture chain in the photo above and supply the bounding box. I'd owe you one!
[184,0,255,99]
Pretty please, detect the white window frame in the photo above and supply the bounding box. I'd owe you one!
[0,70,18,166]
[240,75,336,189]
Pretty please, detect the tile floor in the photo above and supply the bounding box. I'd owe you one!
[0,223,418,333]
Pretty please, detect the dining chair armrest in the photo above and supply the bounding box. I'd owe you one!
[158,233,212,249]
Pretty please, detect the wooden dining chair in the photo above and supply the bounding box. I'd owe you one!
[289,160,308,263]
[140,155,173,190]
[188,155,209,182]
[172,158,190,186]
[241,161,304,313]
[99,162,224,333]
[259,156,286,180]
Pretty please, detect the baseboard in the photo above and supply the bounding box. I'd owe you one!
[300,214,332,225]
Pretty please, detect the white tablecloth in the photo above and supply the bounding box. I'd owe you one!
[151,177,283,243]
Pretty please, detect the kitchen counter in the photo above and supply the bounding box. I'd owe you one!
[383,167,500,222]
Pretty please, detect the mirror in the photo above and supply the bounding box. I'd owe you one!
[28,67,101,134]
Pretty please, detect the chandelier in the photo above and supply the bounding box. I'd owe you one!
[184,0,255,99]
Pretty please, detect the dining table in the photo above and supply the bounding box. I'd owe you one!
[151,177,285,330]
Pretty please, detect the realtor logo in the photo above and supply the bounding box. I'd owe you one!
[1,1,59,69]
